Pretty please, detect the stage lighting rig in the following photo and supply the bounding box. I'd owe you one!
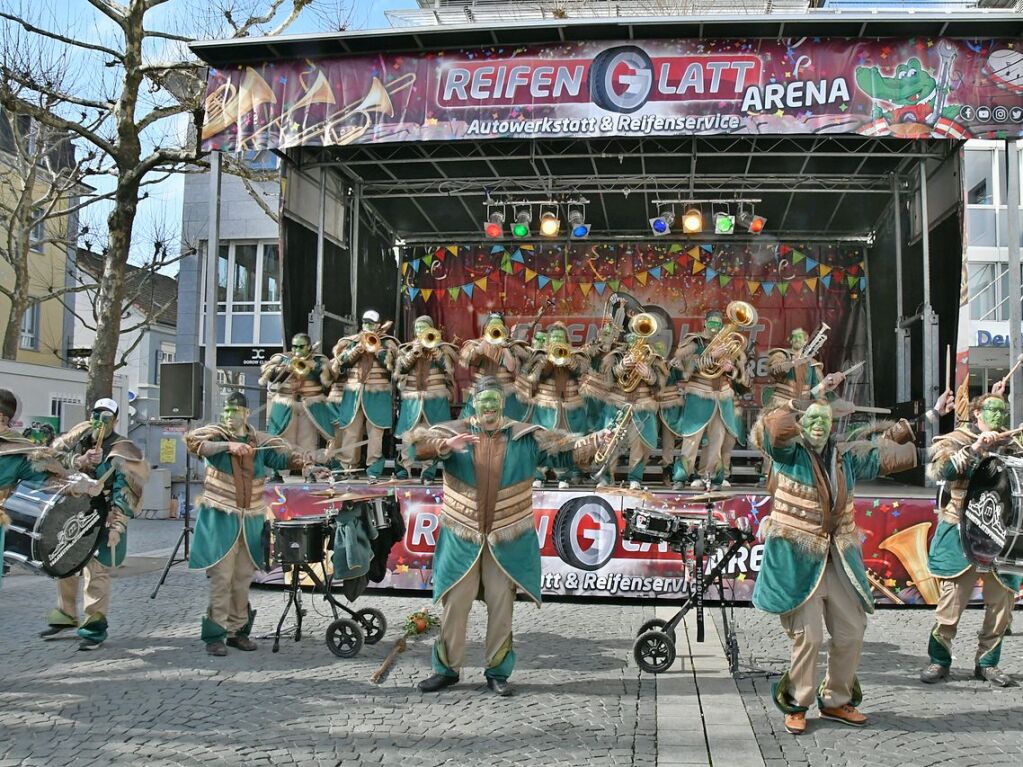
[512,208,532,238]
[682,207,703,235]
[714,212,735,236]
[539,207,561,237]
[738,205,766,235]
[649,208,675,236]
[484,207,505,238]
[567,201,590,239]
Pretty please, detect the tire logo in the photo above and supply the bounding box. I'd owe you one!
[590,46,654,114]
[552,496,619,571]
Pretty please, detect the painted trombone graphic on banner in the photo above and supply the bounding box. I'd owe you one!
[202,63,416,149]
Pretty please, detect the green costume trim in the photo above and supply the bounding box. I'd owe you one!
[978,637,1004,668]
[677,394,743,441]
[927,624,952,667]
[77,614,108,643]
[189,508,267,572]
[334,388,394,430]
[485,637,516,681]
[431,642,460,678]
[236,605,257,638]
[46,608,78,628]
[927,520,972,579]
[817,676,862,709]
[396,397,451,436]
[771,671,809,714]
[267,399,335,438]
[201,615,229,645]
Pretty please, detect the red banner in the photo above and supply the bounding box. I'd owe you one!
[256,484,998,607]
[201,38,1023,150]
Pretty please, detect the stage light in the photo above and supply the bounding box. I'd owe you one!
[539,211,561,237]
[568,209,590,239]
[682,207,703,234]
[649,209,674,236]
[714,213,735,235]
[512,209,531,238]
[738,209,767,235]
[484,210,504,238]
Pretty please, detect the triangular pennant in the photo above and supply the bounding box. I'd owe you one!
[552,279,564,293]
[804,257,818,272]
[519,244,535,252]
[446,245,458,258]
[562,280,574,295]
[423,254,434,267]
[669,243,683,254]
[524,268,537,283]
[747,280,761,294]
[688,246,701,258]
[475,276,488,291]
[448,287,460,300]
[513,261,525,273]
[491,245,506,255]
[622,276,634,288]
[664,261,676,275]
[822,274,832,288]
[510,249,525,264]
[649,266,662,281]
[636,271,649,286]
[859,277,866,290]
[595,282,607,295]
[700,244,713,253]
[847,264,860,276]
[421,289,433,302]
[412,259,422,272]
[718,274,732,287]
[401,262,409,275]
[779,245,792,257]
[804,277,817,291]
[777,282,789,296]
[763,281,775,295]
[692,259,705,274]
[705,267,718,283]
[792,250,805,264]
[463,283,474,298]
[501,261,514,274]
[408,287,420,301]
[847,274,858,289]
[537,275,551,289]
[580,282,593,297]
[790,279,803,293]
[819,264,832,278]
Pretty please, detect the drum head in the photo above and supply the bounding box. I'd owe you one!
[37,492,106,578]
[960,457,1013,570]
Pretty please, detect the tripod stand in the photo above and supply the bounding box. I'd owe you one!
[151,419,193,599]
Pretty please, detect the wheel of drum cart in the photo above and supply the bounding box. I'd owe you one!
[325,618,364,658]
[637,618,677,646]
[355,607,387,645]
[633,630,677,674]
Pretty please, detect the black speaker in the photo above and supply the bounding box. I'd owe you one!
[160,362,204,420]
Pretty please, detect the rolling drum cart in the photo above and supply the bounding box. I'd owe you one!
[622,493,754,674]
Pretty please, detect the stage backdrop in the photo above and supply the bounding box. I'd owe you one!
[256,484,989,608]
[399,241,870,409]
[201,37,1023,150]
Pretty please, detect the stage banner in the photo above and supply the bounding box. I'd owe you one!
[201,37,1023,150]
[400,241,870,409]
[256,484,989,607]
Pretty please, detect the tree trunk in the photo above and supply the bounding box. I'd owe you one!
[2,231,33,360]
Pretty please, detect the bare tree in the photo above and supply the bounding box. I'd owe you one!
[0,0,350,404]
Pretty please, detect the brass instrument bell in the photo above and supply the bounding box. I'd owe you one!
[618,313,659,392]
[484,325,507,345]
[289,355,315,378]
[701,300,758,378]
[629,312,657,338]
[361,332,382,354]
[419,327,441,349]
[547,342,572,367]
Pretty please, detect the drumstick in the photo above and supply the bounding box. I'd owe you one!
[997,354,1023,391]
[945,346,951,391]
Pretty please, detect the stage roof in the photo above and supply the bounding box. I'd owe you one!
[190,12,1023,67]
[292,133,956,244]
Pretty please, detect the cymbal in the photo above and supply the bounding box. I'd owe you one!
[594,485,654,501]
[669,491,733,504]
[311,492,380,505]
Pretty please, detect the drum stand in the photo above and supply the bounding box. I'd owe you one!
[270,561,322,652]
[150,422,194,600]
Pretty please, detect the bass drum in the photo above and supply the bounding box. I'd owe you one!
[3,481,107,578]
[960,456,1023,575]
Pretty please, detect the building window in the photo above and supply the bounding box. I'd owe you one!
[241,150,279,171]
[969,262,1011,321]
[232,243,257,308]
[154,342,176,384]
[19,302,39,350]
[201,240,283,345]
[29,208,45,252]
[261,243,280,311]
[965,149,993,205]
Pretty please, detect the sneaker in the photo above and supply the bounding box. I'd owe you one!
[226,636,258,651]
[720,479,732,489]
[532,479,543,488]
[671,482,684,491]
[690,478,705,490]
[205,641,228,657]
[629,481,642,491]
[557,480,570,489]
[819,704,868,727]
[974,665,1017,687]
[920,663,949,684]
[77,639,103,652]
[39,625,76,640]
[784,712,806,735]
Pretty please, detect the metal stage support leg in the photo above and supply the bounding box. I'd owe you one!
[151,419,193,600]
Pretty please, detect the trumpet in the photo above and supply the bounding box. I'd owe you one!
[361,332,381,354]
[701,301,757,378]
[419,328,441,349]
[484,325,508,345]
[617,313,659,392]
[289,354,315,378]
[792,322,830,364]
[547,342,573,367]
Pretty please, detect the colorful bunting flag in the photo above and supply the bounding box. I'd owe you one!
[636,271,648,286]
[819,264,832,278]
[747,280,761,294]
[580,282,592,297]
[669,243,683,254]
[412,259,421,272]
[847,275,858,289]
[664,261,676,275]
[552,279,564,293]
[463,283,474,298]
[609,279,621,292]
[822,274,832,288]
[649,266,662,281]
[859,277,866,290]
[421,289,433,302]
[537,275,551,289]
[777,283,789,296]
[700,244,713,253]
[408,287,419,301]
[792,250,805,264]
[804,277,817,291]
[423,254,434,267]
[705,267,718,282]
[718,274,732,287]
[510,249,525,263]
[445,245,458,258]
[692,259,705,274]
[525,268,537,283]
[763,282,775,295]
[490,245,505,255]
[401,262,409,275]
[475,276,488,291]
[595,282,607,295]
[804,257,817,272]
[448,287,460,300]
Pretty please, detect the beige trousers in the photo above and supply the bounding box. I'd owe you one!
[280,406,319,452]
[721,430,736,474]
[679,412,728,479]
[208,536,257,634]
[336,409,385,472]
[438,545,517,672]
[57,557,111,622]
[934,567,1014,663]
[660,421,676,468]
[780,554,867,709]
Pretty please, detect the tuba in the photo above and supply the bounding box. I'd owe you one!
[878,522,940,605]
[618,313,658,393]
[701,301,757,378]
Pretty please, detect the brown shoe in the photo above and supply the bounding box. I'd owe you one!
[784,712,806,735]
[820,704,868,727]
[226,636,258,652]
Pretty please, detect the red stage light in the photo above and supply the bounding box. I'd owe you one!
[484,221,502,238]
[749,215,766,234]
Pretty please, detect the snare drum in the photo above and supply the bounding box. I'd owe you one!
[273,516,331,565]
[622,507,684,544]
[3,480,107,577]
[961,455,1023,575]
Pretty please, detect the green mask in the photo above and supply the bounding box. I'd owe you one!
[474,389,504,428]
[414,320,432,337]
[549,329,568,346]
[705,317,723,334]
[800,404,833,451]
[221,405,247,433]
[291,336,310,357]
[789,329,808,351]
[978,398,1008,431]
[90,410,114,438]
[533,332,548,350]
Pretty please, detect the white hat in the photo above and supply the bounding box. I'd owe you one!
[362,309,380,322]
[93,397,119,415]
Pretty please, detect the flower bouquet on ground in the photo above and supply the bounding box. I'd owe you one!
[370,608,440,684]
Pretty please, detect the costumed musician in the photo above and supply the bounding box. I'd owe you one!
[751,397,917,734]
[185,392,322,656]
[766,327,828,407]
[458,312,526,420]
[393,315,458,483]
[407,376,608,695]
[920,389,1021,687]
[40,399,148,651]
[329,309,399,480]
[656,335,688,489]
[672,306,752,489]
[258,333,334,453]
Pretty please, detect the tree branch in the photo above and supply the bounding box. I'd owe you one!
[0,12,124,61]
[0,79,117,157]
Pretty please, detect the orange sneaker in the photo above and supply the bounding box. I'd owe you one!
[820,704,868,727]
[784,712,806,734]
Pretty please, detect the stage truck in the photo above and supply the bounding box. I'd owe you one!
[190,11,1023,605]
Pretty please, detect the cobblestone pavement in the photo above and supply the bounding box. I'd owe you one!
[722,605,1023,767]
[2,520,658,767]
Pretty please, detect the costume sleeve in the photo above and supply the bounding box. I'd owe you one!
[406,426,453,462]
[396,345,418,374]
[109,464,142,518]
[459,340,480,369]
[318,356,334,388]
[258,354,288,386]
[927,434,978,482]
[534,428,602,469]
[256,433,305,471]
[760,406,801,464]
[767,350,790,378]
[185,426,229,457]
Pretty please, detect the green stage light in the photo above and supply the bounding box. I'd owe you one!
[714,213,735,235]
